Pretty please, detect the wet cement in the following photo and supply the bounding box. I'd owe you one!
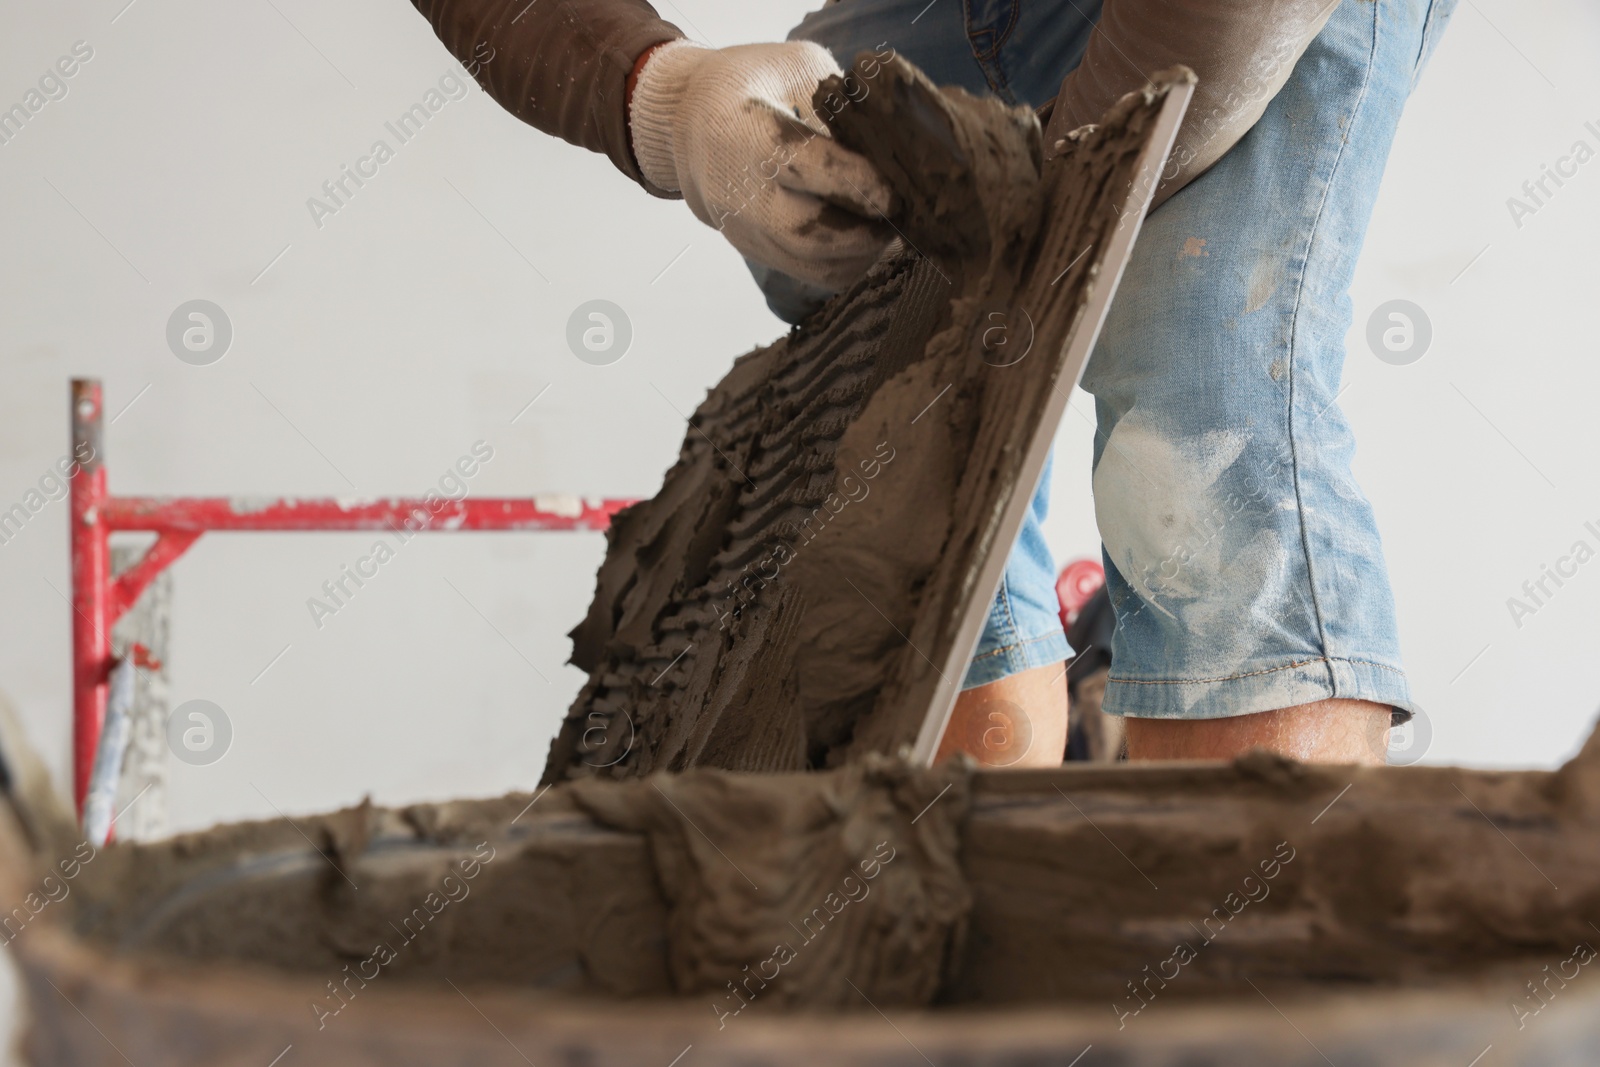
[50,758,972,1012]
[545,55,1184,783]
[10,664,1600,1063]
[570,755,971,1012]
[24,723,1600,1022]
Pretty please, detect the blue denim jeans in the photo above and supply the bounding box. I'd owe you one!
[772,0,1454,714]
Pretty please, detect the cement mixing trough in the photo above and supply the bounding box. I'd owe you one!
[6,57,1599,1067]
[8,738,1600,1065]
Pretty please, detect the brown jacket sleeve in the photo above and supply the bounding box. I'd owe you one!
[409,0,684,195]
[1045,0,1340,207]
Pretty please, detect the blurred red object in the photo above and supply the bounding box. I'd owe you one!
[1056,557,1105,629]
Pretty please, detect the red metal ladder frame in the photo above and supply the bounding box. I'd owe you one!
[67,378,632,818]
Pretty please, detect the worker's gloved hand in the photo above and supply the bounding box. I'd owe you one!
[629,40,896,291]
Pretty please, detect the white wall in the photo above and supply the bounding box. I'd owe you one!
[1,0,1597,853]
[1344,0,1600,767]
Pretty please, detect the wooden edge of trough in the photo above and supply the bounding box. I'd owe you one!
[14,917,1600,1067]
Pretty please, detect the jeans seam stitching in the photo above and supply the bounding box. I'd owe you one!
[996,0,1022,59]
[1108,656,1408,687]
[961,0,1019,101]
[1413,0,1434,72]
[997,571,1023,652]
[969,631,1069,661]
[1282,0,1382,690]
[1411,0,1450,89]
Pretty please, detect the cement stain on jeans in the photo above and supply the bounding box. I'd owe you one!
[1093,411,1311,688]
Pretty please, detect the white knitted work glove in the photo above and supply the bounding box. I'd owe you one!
[629,40,896,291]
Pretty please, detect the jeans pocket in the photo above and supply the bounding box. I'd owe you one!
[1411,0,1460,92]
